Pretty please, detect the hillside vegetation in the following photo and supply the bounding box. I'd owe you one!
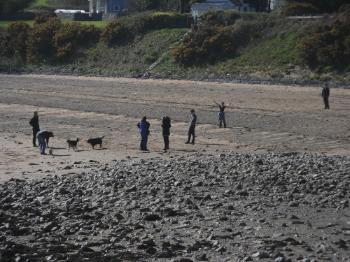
[0,7,350,82]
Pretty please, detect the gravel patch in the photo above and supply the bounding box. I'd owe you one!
[1,152,349,261]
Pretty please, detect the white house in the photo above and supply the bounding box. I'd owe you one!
[191,0,255,20]
[88,0,126,14]
[270,0,285,10]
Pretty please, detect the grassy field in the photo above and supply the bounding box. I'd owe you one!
[29,0,51,8]
[0,20,107,28]
[0,21,34,27]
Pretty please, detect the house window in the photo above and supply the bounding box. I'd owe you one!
[113,5,120,11]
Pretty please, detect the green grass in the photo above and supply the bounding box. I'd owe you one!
[0,20,34,27]
[229,32,301,70]
[29,0,51,8]
[0,20,107,28]
[76,21,108,28]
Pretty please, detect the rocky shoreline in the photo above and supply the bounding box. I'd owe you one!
[1,152,349,261]
[1,68,350,89]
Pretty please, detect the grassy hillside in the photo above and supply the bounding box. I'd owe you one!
[1,10,349,83]
[152,23,307,80]
[17,28,189,76]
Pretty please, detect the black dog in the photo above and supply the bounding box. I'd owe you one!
[87,136,105,149]
[67,138,79,151]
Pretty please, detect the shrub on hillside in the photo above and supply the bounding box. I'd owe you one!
[283,3,319,16]
[5,22,31,61]
[53,23,100,60]
[200,11,241,27]
[124,12,191,34]
[100,22,130,47]
[101,12,191,46]
[0,28,7,57]
[27,17,62,63]
[298,8,350,71]
[150,12,191,29]
[171,19,260,65]
[34,13,57,24]
[285,0,349,14]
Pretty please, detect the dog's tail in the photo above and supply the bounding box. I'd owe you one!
[100,136,105,139]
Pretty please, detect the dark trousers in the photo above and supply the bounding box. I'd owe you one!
[323,96,330,109]
[32,128,39,146]
[187,126,195,144]
[219,112,227,128]
[163,135,169,150]
[38,135,46,154]
[140,134,148,151]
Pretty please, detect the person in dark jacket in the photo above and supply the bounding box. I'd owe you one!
[322,81,330,109]
[137,116,150,151]
[29,111,40,147]
[186,109,197,145]
[161,116,171,151]
[36,130,49,155]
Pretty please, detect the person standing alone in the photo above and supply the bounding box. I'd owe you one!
[29,111,40,147]
[214,101,227,128]
[137,116,150,151]
[162,116,171,151]
[322,81,330,109]
[186,109,197,145]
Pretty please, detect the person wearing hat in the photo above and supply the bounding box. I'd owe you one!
[137,116,150,151]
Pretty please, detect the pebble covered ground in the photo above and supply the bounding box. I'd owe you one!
[1,152,349,261]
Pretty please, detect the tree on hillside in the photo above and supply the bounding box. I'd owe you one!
[0,0,34,15]
[285,0,349,13]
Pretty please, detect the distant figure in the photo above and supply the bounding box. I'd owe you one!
[29,111,40,147]
[322,81,330,109]
[137,116,150,151]
[214,100,227,128]
[36,130,50,155]
[186,109,197,145]
[162,116,171,151]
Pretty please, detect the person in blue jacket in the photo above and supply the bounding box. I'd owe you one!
[137,116,150,151]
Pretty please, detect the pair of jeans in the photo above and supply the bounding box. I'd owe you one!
[218,112,227,128]
[140,134,148,151]
[187,125,195,144]
[37,135,46,154]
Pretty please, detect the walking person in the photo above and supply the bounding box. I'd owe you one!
[322,81,330,109]
[36,130,49,155]
[214,100,227,128]
[137,116,150,151]
[161,116,171,151]
[186,109,197,145]
[29,111,40,147]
